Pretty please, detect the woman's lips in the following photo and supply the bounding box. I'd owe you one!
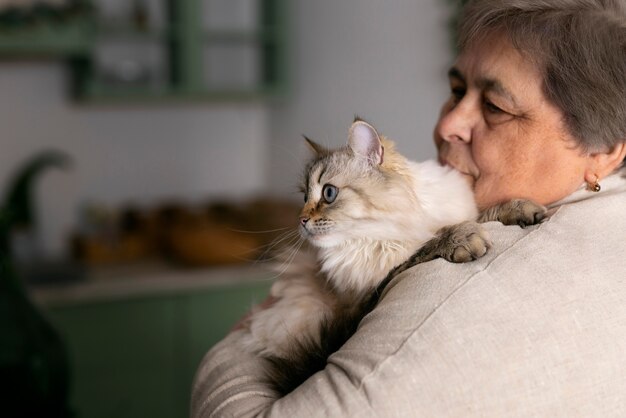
[438,157,476,186]
[439,156,466,174]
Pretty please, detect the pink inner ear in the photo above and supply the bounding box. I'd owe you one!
[350,122,383,164]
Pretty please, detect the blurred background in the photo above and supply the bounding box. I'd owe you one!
[0,0,459,417]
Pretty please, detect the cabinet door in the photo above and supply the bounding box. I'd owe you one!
[186,281,271,378]
[47,298,182,418]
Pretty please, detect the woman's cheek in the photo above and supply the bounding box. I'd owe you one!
[471,141,494,176]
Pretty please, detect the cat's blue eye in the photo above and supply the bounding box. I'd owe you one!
[322,184,338,204]
[303,193,308,203]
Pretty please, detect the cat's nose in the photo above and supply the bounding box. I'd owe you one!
[299,217,310,226]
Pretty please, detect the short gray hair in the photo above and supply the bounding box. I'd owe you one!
[458,0,626,153]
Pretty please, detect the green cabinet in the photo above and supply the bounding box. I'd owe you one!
[41,279,271,418]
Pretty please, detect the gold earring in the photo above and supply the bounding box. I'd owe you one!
[587,175,601,192]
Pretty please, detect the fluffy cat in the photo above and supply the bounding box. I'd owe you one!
[239,118,544,394]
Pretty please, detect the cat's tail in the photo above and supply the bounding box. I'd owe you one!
[262,305,364,395]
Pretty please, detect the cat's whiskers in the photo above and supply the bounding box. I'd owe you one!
[254,229,302,263]
[200,227,297,264]
[270,237,306,280]
[226,226,291,234]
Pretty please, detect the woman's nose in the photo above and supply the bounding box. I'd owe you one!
[436,101,474,145]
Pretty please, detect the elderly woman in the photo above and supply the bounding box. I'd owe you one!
[192,0,626,416]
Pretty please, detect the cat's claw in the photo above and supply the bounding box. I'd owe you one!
[496,199,547,228]
[436,221,491,263]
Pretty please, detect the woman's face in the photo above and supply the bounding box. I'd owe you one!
[434,35,592,210]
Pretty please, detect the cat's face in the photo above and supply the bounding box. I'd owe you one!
[298,120,418,248]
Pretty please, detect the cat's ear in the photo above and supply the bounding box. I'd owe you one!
[303,135,328,157]
[348,120,384,165]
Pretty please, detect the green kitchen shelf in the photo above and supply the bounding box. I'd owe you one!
[72,0,288,102]
[0,20,93,56]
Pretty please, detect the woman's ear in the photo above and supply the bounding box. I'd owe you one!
[586,141,626,182]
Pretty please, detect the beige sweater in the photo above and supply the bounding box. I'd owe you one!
[192,169,626,417]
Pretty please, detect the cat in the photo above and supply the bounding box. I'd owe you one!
[238,118,545,394]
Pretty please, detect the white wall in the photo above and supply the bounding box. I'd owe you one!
[269,0,454,194]
[0,62,269,257]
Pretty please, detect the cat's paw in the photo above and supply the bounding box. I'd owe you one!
[494,199,547,228]
[436,221,491,263]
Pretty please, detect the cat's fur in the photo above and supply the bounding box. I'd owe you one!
[238,119,545,394]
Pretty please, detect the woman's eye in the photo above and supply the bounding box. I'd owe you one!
[322,184,338,203]
[484,100,503,114]
[451,87,465,102]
